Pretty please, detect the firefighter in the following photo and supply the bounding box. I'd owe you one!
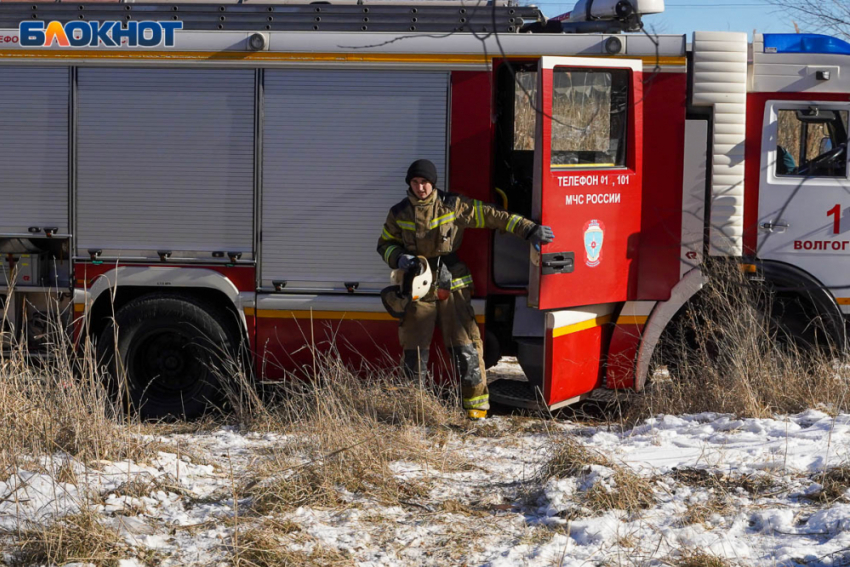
[377,159,554,420]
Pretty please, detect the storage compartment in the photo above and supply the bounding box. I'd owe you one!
[76,68,256,261]
[7,254,42,287]
[0,67,70,237]
[0,238,71,289]
[260,69,449,292]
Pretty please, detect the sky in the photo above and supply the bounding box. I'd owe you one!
[534,0,803,39]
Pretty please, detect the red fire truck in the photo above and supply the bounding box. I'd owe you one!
[1,0,847,418]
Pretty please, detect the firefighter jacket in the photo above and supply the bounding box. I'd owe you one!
[377,189,538,294]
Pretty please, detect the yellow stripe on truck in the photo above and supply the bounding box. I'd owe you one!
[616,315,648,326]
[552,314,612,338]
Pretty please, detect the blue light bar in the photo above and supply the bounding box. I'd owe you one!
[764,33,850,55]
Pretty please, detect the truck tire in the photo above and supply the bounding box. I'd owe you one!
[758,261,846,350]
[657,263,845,380]
[96,294,239,420]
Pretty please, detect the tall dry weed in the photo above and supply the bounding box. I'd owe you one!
[635,261,850,419]
[0,291,151,472]
[11,511,131,566]
[224,348,466,513]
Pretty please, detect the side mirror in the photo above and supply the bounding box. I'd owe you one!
[819,136,834,155]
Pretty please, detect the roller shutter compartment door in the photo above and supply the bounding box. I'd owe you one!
[0,68,69,236]
[76,69,255,259]
[261,69,448,292]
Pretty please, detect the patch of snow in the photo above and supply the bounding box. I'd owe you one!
[4,406,850,565]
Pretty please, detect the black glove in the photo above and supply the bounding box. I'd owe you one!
[398,254,417,270]
[528,225,555,246]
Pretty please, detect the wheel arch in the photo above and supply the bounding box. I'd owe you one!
[754,258,846,348]
[81,267,249,343]
[635,267,708,391]
[635,260,846,391]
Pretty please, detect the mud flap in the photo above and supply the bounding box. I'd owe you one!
[542,303,616,408]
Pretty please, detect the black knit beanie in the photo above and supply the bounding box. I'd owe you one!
[405,159,438,187]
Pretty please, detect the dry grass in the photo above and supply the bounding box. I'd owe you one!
[0,294,157,473]
[679,495,737,527]
[634,261,850,420]
[669,468,776,497]
[533,434,655,515]
[1,290,471,563]
[583,466,655,515]
[219,349,466,514]
[674,549,735,567]
[232,518,350,567]
[104,471,189,501]
[807,465,850,503]
[10,511,132,566]
[539,434,611,480]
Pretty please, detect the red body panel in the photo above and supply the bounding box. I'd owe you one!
[536,68,644,309]
[636,72,688,300]
[545,324,612,403]
[605,322,644,389]
[256,315,487,381]
[256,317,400,380]
[743,92,850,255]
[450,71,493,298]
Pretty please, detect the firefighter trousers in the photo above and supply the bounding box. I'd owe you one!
[399,288,489,411]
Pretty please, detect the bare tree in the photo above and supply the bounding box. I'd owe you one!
[767,0,850,39]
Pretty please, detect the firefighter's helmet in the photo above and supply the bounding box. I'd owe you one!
[381,256,432,318]
[390,256,432,301]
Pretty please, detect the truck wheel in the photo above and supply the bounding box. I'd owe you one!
[657,275,844,380]
[97,294,238,420]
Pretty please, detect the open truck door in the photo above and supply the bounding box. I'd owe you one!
[528,56,644,408]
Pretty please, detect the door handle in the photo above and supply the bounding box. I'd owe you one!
[760,221,790,233]
[541,252,575,275]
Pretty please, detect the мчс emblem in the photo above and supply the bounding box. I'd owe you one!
[583,219,604,267]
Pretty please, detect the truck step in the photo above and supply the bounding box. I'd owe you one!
[489,378,635,412]
[488,378,545,410]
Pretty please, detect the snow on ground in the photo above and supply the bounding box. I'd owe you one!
[1,400,849,564]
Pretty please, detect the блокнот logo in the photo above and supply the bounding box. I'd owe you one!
[19,21,182,47]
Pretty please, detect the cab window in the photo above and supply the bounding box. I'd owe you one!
[776,108,848,178]
[550,68,628,168]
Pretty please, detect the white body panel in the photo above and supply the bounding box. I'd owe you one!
[691,31,748,258]
[0,30,687,72]
[77,266,249,333]
[757,100,850,297]
[751,35,850,94]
